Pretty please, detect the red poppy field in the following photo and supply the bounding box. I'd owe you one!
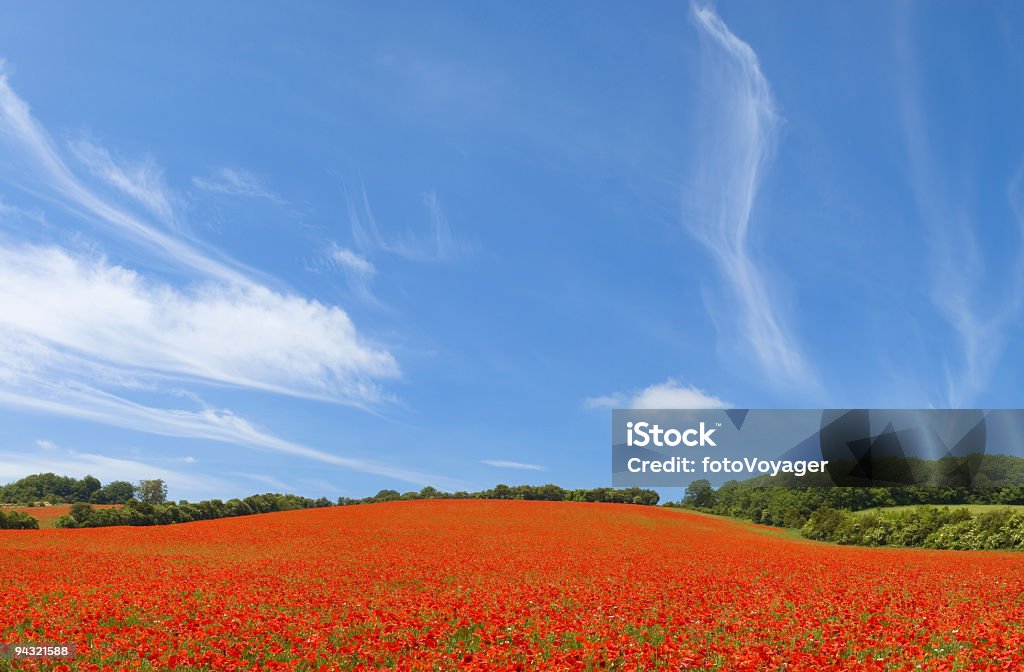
[4,505,120,529]
[8,505,72,528]
[2,500,1023,671]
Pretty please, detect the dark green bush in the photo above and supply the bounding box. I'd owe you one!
[0,508,39,529]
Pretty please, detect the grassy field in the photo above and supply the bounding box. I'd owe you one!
[854,503,1024,516]
[670,506,806,539]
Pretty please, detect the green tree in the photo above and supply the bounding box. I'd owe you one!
[90,480,136,504]
[72,475,102,503]
[683,479,717,509]
[224,498,254,517]
[69,502,94,525]
[136,479,168,505]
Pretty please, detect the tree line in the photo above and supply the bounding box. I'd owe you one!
[55,493,334,528]
[678,453,1024,550]
[338,484,659,506]
[0,473,139,505]
[0,473,660,529]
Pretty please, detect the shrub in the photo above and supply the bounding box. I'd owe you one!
[924,521,978,550]
[0,509,40,529]
[801,507,849,542]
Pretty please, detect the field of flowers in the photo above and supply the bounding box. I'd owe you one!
[2,500,1023,671]
[5,505,120,529]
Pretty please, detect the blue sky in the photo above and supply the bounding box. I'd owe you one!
[0,1,1022,500]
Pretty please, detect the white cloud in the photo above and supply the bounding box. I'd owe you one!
[192,168,285,204]
[481,460,547,471]
[587,379,729,409]
[34,439,57,451]
[0,196,45,225]
[226,471,295,492]
[69,139,177,226]
[420,191,460,261]
[310,242,381,307]
[328,243,375,276]
[0,76,394,406]
[0,243,397,404]
[0,65,439,486]
[0,66,251,285]
[0,372,457,488]
[298,477,344,496]
[897,30,1024,407]
[347,182,468,262]
[686,4,812,386]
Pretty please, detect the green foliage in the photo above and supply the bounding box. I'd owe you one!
[3,471,659,530]
[688,454,1024,550]
[337,484,659,506]
[136,479,168,505]
[51,491,334,529]
[797,505,1024,550]
[70,502,93,523]
[0,508,39,529]
[47,482,659,528]
[89,480,136,505]
[922,520,978,550]
[800,507,847,541]
[696,455,1024,532]
[683,479,716,510]
[0,472,103,504]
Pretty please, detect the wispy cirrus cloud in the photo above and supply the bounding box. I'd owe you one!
[0,351,453,487]
[0,195,45,225]
[192,167,286,205]
[420,191,461,261]
[226,471,297,493]
[586,379,729,410]
[327,243,376,276]
[347,181,468,262]
[0,64,433,485]
[69,139,178,227]
[308,241,382,306]
[898,39,1024,406]
[0,66,253,286]
[686,4,812,387]
[481,460,547,471]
